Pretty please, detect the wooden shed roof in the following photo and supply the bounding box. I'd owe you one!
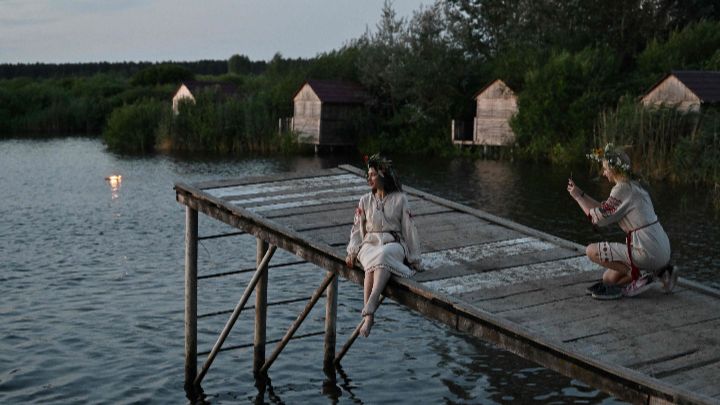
[645,71,720,103]
[472,79,515,99]
[294,79,369,104]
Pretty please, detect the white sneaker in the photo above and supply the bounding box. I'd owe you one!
[622,274,654,297]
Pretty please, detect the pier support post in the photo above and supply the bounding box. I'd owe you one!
[194,245,277,386]
[254,239,269,376]
[261,272,336,374]
[323,271,338,374]
[335,295,385,365]
[184,207,198,394]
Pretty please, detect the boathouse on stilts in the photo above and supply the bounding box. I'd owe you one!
[452,79,518,157]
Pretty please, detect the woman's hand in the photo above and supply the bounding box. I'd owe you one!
[410,262,424,273]
[345,254,355,268]
[567,178,584,200]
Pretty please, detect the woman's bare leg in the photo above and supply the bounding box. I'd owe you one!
[363,271,373,309]
[586,244,631,285]
[360,268,391,337]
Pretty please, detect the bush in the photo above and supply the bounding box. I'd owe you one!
[511,47,621,161]
[103,99,164,153]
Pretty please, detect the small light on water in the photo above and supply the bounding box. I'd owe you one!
[105,174,122,199]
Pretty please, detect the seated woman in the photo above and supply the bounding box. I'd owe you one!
[567,143,675,300]
[346,154,422,337]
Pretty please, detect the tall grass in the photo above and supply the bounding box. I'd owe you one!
[595,98,718,185]
[155,91,300,154]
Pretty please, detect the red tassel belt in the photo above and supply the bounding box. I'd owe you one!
[626,220,659,280]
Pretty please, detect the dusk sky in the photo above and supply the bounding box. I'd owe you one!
[0,0,435,64]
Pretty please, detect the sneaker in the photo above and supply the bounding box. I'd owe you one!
[660,265,678,293]
[622,274,654,297]
[586,281,605,295]
[592,284,623,300]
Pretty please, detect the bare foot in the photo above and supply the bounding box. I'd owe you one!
[360,314,374,337]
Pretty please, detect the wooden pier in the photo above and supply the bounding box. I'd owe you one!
[175,165,720,405]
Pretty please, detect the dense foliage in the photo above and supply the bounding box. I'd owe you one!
[1,0,718,184]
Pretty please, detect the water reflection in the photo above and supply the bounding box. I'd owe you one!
[105,174,122,200]
[2,139,715,404]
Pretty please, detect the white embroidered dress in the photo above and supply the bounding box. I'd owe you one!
[589,181,671,272]
[347,191,422,278]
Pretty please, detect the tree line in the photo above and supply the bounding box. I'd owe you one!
[1,0,719,185]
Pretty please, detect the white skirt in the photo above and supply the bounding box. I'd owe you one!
[357,232,415,278]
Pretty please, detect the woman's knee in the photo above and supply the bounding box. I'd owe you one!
[586,244,599,262]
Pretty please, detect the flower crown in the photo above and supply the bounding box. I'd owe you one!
[364,153,392,175]
[586,143,631,174]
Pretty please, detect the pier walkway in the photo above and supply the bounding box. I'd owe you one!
[175,165,720,404]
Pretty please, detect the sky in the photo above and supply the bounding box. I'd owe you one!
[0,0,436,64]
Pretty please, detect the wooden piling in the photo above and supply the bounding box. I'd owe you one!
[335,296,385,365]
[254,239,269,376]
[261,272,336,374]
[194,245,277,386]
[323,271,338,373]
[184,207,198,393]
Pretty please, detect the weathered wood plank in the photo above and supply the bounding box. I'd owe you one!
[422,256,599,296]
[417,240,581,282]
[219,180,365,202]
[225,185,366,210]
[236,193,361,213]
[664,361,720,398]
[459,268,599,302]
[255,194,431,219]
[197,168,348,190]
[530,293,710,347]
[208,173,365,200]
[273,198,453,231]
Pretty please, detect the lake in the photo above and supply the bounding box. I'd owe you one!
[1,138,717,404]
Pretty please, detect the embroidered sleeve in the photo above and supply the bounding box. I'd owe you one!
[347,197,366,256]
[401,194,422,269]
[589,183,631,227]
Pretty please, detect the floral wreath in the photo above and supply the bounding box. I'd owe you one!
[364,153,392,175]
[363,153,402,191]
[586,143,631,175]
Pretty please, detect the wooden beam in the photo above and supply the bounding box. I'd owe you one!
[335,296,385,365]
[184,207,198,394]
[254,239,269,376]
[261,272,336,374]
[324,271,338,374]
[194,245,277,386]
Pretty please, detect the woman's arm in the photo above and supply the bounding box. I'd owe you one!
[567,179,600,216]
[400,194,422,270]
[588,183,632,227]
[346,197,366,267]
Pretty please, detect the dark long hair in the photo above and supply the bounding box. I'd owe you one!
[366,153,402,193]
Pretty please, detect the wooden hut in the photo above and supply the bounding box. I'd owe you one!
[453,79,518,146]
[291,80,368,147]
[641,70,720,113]
[471,79,518,146]
[172,81,240,114]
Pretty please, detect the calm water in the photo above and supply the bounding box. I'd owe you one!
[1,138,717,404]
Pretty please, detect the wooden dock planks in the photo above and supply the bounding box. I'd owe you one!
[176,165,720,405]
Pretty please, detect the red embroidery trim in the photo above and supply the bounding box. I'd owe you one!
[600,196,622,217]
